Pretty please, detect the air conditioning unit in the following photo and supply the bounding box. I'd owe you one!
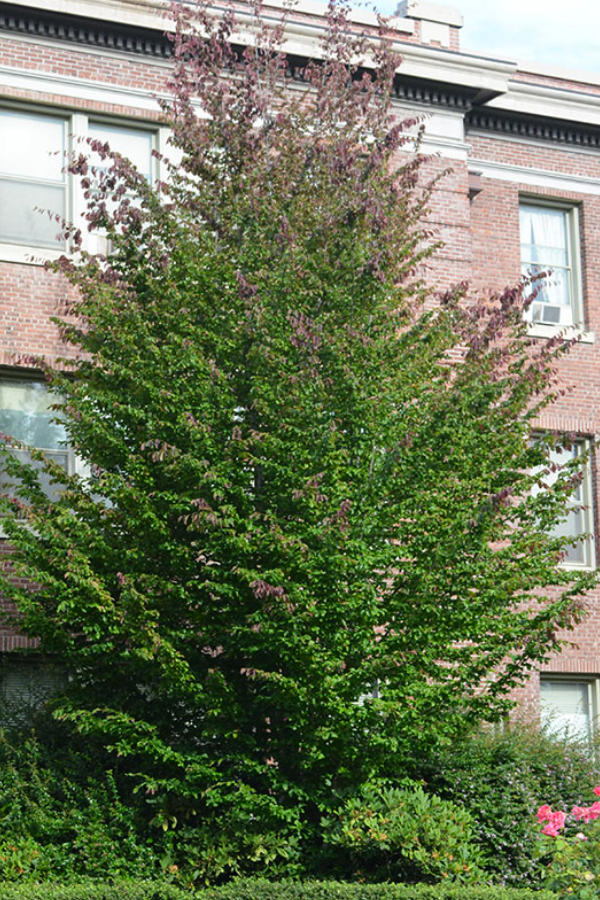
[530,301,570,326]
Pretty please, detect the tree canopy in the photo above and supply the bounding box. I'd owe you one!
[0,0,595,879]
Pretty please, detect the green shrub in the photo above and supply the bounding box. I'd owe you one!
[320,784,485,883]
[0,883,559,900]
[0,726,305,885]
[0,882,185,900]
[0,729,164,881]
[162,813,304,885]
[197,879,557,900]
[419,723,600,887]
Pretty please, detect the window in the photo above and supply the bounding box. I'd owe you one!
[87,122,156,255]
[0,109,67,249]
[357,681,382,705]
[0,106,161,260]
[548,441,595,568]
[0,377,73,504]
[0,658,65,728]
[519,201,582,328]
[541,676,599,743]
[88,122,155,183]
[533,438,595,569]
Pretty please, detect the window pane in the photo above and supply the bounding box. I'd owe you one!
[538,443,578,490]
[547,445,587,563]
[541,679,592,742]
[0,110,65,182]
[520,205,568,267]
[4,449,69,503]
[0,660,65,728]
[0,381,66,450]
[89,123,153,181]
[524,265,571,309]
[553,508,585,563]
[532,440,592,566]
[0,180,66,248]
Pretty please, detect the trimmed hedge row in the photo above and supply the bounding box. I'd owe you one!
[0,882,558,900]
[198,882,557,900]
[0,883,186,900]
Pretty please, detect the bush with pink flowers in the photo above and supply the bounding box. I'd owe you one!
[420,724,599,887]
[536,785,600,898]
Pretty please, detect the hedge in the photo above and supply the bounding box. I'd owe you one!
[0,882,187,900]
[197,883,557,900]
[0,883,559,900]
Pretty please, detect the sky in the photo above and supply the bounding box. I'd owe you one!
[375,0,600,76]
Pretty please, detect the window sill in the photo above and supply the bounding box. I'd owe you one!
[0,244,65,266]
[527,323,595,344]
[558,559,596,573]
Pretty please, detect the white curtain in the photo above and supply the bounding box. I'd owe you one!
[520,205,571,322]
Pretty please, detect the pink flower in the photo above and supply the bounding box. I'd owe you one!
[589,802,600,821]
[576,832,588,841]
[539,808,566,835]
[593,786,600,796]
[570,803,600,824]
[550,810,567,830]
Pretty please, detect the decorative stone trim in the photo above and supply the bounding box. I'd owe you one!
[468,107,600,149]
[0,2,172,57]
[394,76,474,109]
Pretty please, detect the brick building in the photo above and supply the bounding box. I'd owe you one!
[0,0,599,736]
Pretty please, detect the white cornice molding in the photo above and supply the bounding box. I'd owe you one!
[468,155,600,196]
[390,43,514,94]
[487,80,600,129]
[260,0,414,31]
[512,60,600,89]
[8,0,600,123]
[2,0,415,35]
[3,0,514,98]
[5,0,171,33]
[467,127,600,158]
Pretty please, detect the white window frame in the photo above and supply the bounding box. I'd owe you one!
[519,196,584,332]
[0,102,163,265]
[540,674,600,744]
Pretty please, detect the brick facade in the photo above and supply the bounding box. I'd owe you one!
[0,0,599,730]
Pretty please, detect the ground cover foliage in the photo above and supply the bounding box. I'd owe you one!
[0,0,596,885]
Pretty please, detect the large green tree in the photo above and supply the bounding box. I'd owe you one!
[0,0,594,877]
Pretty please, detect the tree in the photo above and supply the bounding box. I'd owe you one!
[0,0,595,879]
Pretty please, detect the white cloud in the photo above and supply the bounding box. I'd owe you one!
[459,0,600,73]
